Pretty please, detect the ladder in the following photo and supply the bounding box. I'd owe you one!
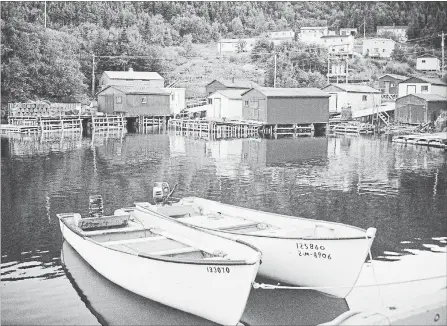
[377,111,390,126]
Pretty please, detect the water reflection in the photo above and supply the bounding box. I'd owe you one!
[1,131,446,324]
[62,241,348,326]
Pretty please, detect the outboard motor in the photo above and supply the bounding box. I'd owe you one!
[88,195,104,218]
[153,182,171,204]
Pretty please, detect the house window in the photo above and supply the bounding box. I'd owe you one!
[244,100,249,106]
[421,85,429,93]
[374,48,379,53]
[422,60,426,63]
[116,96,122,104]
[141,97,147,104]
[383,49,386,52]
[208,98,213,104]
[362,95,367,101]
[391,83,395,87]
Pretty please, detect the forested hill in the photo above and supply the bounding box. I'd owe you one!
[1,1,447,103]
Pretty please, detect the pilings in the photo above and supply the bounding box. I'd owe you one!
[168,119,261,139]
[91,114,126,131]
[259,124,316,138]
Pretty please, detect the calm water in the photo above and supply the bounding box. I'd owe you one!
[1,130,446,325]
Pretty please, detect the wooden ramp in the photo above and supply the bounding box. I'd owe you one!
[392,132,447,149]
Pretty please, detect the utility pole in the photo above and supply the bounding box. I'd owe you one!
[327,47,330,84]
[273,53,277,88]
[363,18,366,40]
[438,31,445,76]
[91,54,95,98]
[346,57,349,83]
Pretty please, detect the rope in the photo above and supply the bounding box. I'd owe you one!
[366,234,385,307]
[252,274,446,290]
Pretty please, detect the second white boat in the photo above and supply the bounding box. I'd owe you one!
[134,182,377,298]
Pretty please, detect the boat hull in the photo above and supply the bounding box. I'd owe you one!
[215,232,373,298]
[139,197,375,298]
[58,220,260,325]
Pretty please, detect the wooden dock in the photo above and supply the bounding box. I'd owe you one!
[333,122,374,135]
[392,132,447,149]
[0,124,39,134]
[168,119,262,139]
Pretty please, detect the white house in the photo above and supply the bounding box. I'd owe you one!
[267,30,295,40]
[99,68,164,90]
[376,25,408,42]
[206,89,246,120]
[166,88,186,116]
[398,76,447,98]
[362,38,396,58]
[321,35,354,55]
[339,28,357,36]
[217,38,257,54]
[416,54,440,71]
[321,83,382,117]
[299,26,328,44]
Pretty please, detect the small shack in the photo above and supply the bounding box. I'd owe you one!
[321,84,381,117]
[207,89,246,120]
[241,87,330,124]
[398,76,447,98]
[378,74,408,96]
[97,85,170,116]
[205,79,261,97]
[416,54,440,71]
[395,94,447,124]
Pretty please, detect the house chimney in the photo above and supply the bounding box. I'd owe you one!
[129,67,134,72]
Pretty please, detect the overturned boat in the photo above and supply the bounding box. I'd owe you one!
[134,182,377,298]
[57,195,261,325]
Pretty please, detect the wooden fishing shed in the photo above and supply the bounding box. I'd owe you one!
[395,94,447,124]
[241,87,330,124]
[97,85,171,116]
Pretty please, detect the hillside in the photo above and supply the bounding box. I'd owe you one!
[1,1,446,103]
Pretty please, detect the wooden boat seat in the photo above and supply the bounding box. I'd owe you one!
[149,247,201,256]
[103,235,166,246]
[177,215,258,230]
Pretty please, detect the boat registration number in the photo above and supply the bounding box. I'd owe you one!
[206,266,230,273]
[296,243,332,260]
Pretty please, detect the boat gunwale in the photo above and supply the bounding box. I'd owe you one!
[180,197,376,240]
[57,214,259,266]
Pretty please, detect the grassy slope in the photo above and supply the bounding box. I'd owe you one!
[167,43,265,98]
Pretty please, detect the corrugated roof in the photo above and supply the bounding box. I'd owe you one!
[301,26,328,30]
[402,76,447,86]
[323,84,381,93]
[377,25,408,29]
[417,53,438,58]
[213,89,247,100]
[98,85,170,95]
[378,74,408,81]
[219,38,256,43]
[410,94,447,102]
[104,71,164,80]
[219,79,260,89]
[321,34,351,39]
[258,87,330,97]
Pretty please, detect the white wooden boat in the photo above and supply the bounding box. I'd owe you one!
[320,288,446,325]
[57,196,261,326]
[135,183,377,298]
